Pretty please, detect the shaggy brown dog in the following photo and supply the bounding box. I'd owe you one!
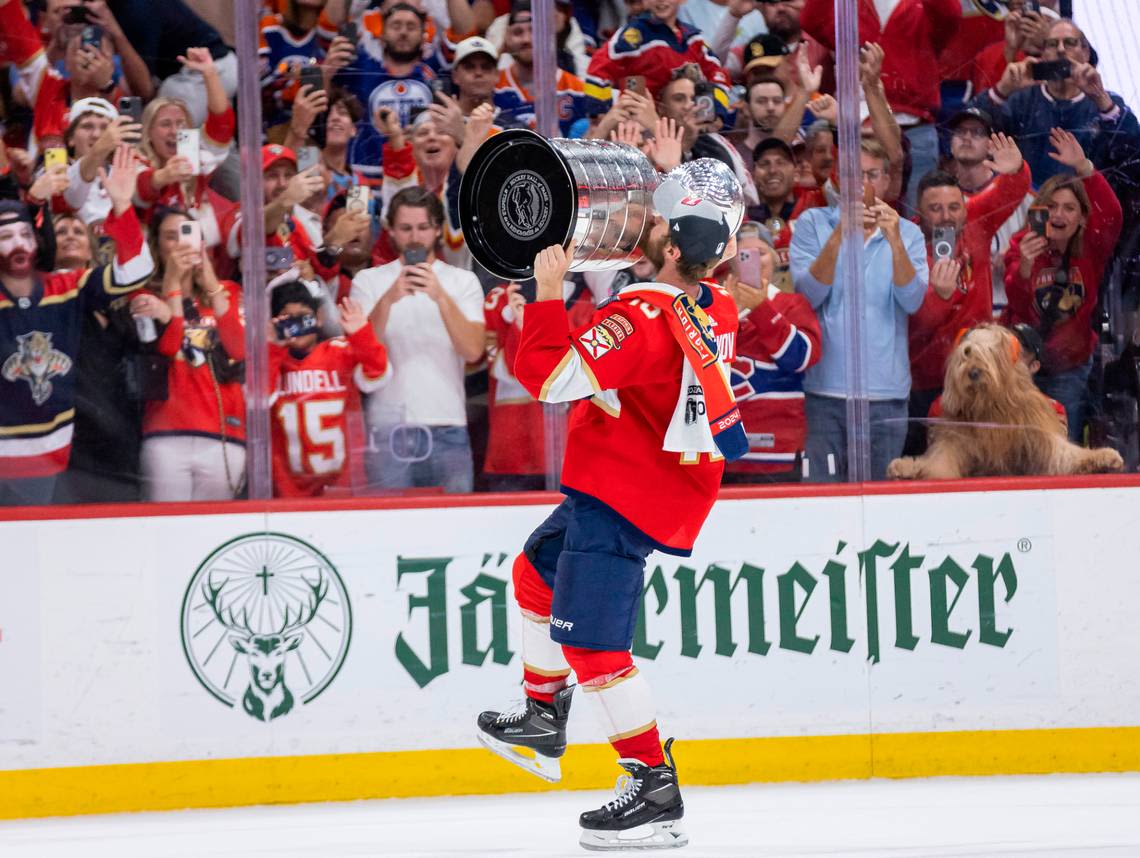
[888,324,1124,479]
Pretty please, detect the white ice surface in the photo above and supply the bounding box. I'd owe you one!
[2,773,1139,858]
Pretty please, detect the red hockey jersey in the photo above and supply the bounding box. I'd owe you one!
[728,289,821,475]
[268,327,389,497]
[908,163,1031,392]
[514,283,739,554]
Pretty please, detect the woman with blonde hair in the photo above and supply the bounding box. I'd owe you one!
[134,48,235,254]
[1001,128,1122,441]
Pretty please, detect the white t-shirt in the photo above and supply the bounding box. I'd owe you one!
[350,258,484,426]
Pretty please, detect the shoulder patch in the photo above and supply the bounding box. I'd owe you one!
[621,27,642,47]
[578,312,635,359]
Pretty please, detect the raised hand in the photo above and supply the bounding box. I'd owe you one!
[339,297,367,335]
[809,93,838,124]
[995,58,1036,98]
[610,120,643,149]
[29,164,70,203]
[177,47,217,77]
[428,92,465,145]
[929,257,962,300]
[284,166,326,207]
[322,35,356,77]
[1046,126,1090,173]
[1018,231,1049,275]
[645,115,684,172]
[983,132,1024,175]
[506,281,526,328]
[291,84,330,137]
[533,240,576,301]
[858,42,884,88]
[796,43,823,94]
[101,144,142,215]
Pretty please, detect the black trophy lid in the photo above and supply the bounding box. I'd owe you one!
[458,128,576,280]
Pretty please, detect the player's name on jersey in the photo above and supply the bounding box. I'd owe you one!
[276,369,349,395]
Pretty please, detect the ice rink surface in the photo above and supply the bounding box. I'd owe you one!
[3,772,1139,858]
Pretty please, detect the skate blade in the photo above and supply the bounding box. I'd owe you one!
[476,729,562,783]
[579,820,689,851]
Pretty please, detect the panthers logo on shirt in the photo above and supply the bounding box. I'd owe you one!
[2,330,73,406]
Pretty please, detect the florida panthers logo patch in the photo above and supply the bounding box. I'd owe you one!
[2,331,73,406]
[578,313,634,360]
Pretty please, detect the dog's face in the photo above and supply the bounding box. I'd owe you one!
[942,325,1025,415]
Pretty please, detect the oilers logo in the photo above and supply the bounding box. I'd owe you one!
[2,331,72,406]
[368,78,433,130]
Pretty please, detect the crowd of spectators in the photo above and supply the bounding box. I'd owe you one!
[2,0,1139,506]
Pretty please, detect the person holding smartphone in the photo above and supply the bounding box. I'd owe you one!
[905,132,1031,455]
[59,97,143,225]
[137,209,246,501]
[134,48,236,256]
[1001,129,1122,443]
[349,187,485,494]
[970,17,1139,189]
[724,222,821,484]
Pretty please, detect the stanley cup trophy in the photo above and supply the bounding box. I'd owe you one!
[459,128,743,281]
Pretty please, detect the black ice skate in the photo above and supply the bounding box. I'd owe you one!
[578,738,688,851]
[476,685,573,783]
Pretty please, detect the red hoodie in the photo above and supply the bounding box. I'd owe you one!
[801,0,961,122]
[908,163,1032,392]
[1001,171,1122,373]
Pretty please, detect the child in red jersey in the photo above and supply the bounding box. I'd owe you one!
[269,280,390,498]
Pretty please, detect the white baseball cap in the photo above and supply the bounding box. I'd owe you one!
[453,36,498,66]
[66,97,119,125]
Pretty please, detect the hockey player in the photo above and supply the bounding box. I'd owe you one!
[269,279,390,497]
[476,183,746,851]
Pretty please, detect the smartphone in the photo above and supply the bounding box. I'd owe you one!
[737,248,763,289]
[623,75,647,96]
[299,62,325,95]
[403,246,428,266]
[118,96,143,124]
[431,73,453,99]
[80,24,104,50]
[44,147,68,171]
[178,220,203,251]
[1024,0,1041,12]
[265,246,295,271]
[407,104,429,126]
[863,180,876,207]
[1032,59,1071,82]
[346,184,370,216]
[931,225,957,261]
[176,128,201,175]
[693,82,715,122]
[296,146,321,173]
[64,4,89,24]
[1027,206,1049,236]
[338,20,359,45]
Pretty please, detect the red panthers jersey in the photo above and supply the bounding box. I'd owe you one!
[269,327,389,497]
[515,282,738,554]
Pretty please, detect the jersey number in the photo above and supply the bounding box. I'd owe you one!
[278,400,346,476]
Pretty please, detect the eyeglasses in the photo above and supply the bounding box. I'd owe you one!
[862,169,884,182]
[1044,37,1083,50]
[951,126,988,139]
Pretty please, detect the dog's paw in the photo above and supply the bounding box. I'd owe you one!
[887,457,920,480]
[1090,448,1124,473]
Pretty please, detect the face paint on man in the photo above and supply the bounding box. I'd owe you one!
[0,222,38,278]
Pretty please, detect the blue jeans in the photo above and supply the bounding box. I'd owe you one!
[365,424,474,494]
[903,123,939,215]
[0,474,56,506]
[1037,360,1093,443]
[804,394,909,482]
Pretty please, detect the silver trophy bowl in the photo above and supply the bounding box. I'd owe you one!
[459,129,743,280]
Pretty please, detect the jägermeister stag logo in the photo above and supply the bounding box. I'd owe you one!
[180,533,352,721]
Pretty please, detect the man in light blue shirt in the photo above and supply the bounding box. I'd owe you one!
[790,139,928,482]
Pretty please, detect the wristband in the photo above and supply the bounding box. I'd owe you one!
[164,290,183,299]
[205,285,225,297]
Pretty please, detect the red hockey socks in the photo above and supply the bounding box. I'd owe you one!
[563,645,664,767]
[512,554,570,704]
